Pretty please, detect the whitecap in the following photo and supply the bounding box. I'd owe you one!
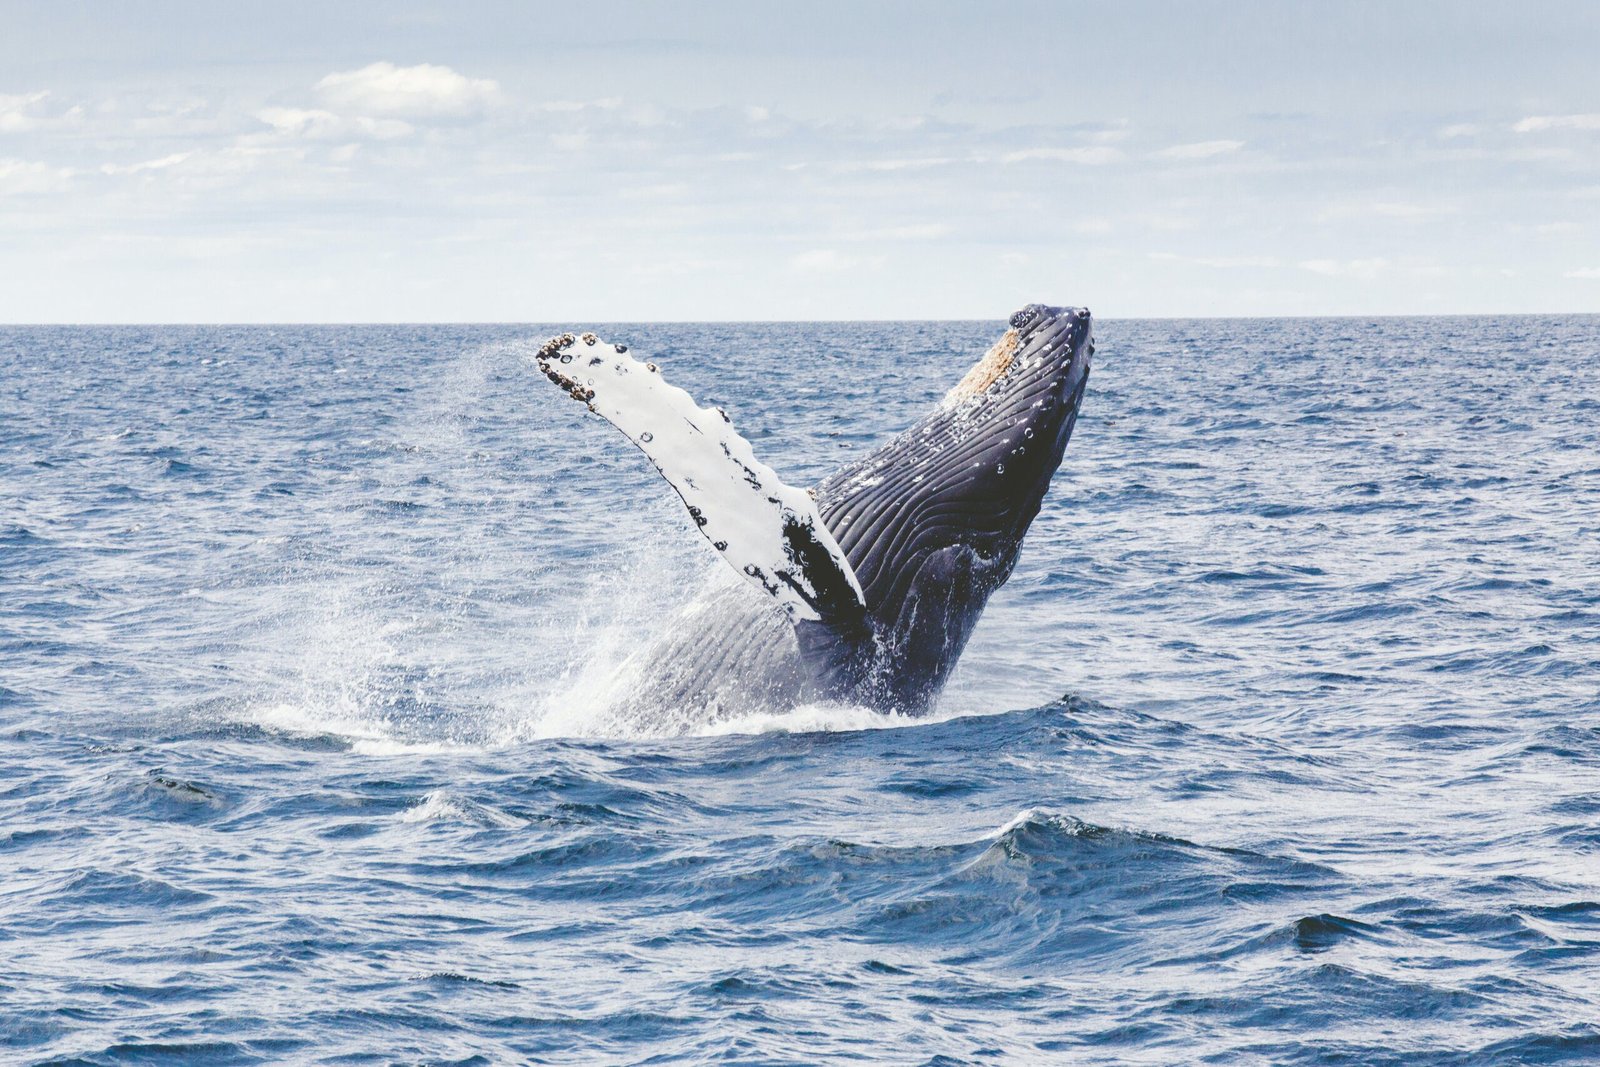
[397,789,523,827]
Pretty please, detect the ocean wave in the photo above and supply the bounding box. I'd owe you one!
[5,318,1599,1063]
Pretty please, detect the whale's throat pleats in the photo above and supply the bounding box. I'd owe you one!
[811,308,1091,633]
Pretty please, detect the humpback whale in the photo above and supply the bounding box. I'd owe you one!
[535,303,1093,726]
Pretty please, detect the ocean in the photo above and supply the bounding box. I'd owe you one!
[2,317,1597,1064]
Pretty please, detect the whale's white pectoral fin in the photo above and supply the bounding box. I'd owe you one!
[535,332,867,626]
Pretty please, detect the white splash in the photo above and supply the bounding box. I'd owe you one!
[398,789,524,827]
[248,702,472,756]
[215,336,979,749]
[693,700,930,737]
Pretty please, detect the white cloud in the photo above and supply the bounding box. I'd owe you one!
[0,91,49,132]
[100,152,191,176]
[617,182,690,200]
[1155,139,1244,160]
[1132,211,1197,232]
[874,115,929,132]
[1508,221,1579,235]
[255,107,412,140]
[1318,199,1460,222]
[257,106,338,135]
[539,98,621,113]
[999,146,1122,165]
[791,249,856,273]
[1513,113,1600,133]
[314,61,501,119]
[1566,267,1600,280]
[1085,127,1131,145]
[820,156,960,173]
[1299,257,1391,280]
[1365,201,1453,219]
[1438,123,1480,138]
[0,158,74,194]
[0,90,81,133]
[1149,252,1280,268]
[836,223,952,241]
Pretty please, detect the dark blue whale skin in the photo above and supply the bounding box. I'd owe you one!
[620,304,1094,721]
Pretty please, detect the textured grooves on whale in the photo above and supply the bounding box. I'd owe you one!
[535,304,1094,732]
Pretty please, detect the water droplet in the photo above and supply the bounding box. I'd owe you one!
[640,431,653,443]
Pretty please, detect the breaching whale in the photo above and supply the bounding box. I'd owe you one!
[535,303,1093,726]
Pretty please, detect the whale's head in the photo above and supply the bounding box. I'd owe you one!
[812,304,1093,710]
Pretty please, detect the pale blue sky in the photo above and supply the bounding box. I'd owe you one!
[2,0,1597,321]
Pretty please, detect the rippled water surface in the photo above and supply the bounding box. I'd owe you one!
[3,318,1598,1064]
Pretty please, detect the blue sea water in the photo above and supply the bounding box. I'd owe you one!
[1,316,1598,1065]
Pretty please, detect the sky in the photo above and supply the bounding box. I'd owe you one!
[2,0,1598,322]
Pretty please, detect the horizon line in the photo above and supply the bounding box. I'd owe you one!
[2,311,1597,328]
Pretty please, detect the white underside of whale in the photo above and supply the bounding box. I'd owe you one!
[535,333,865,625]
